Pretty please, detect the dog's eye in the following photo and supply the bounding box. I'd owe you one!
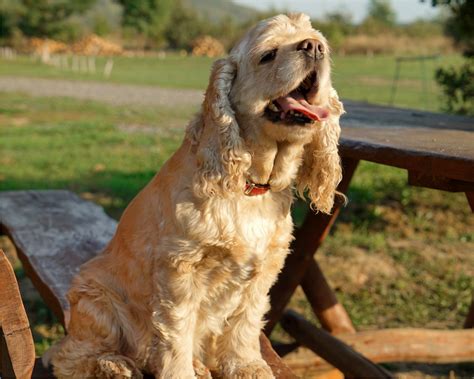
[259,49,277,64]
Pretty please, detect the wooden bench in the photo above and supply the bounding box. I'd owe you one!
[0,190,297,379]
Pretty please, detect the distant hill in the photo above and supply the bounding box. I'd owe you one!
[183,0,257,23]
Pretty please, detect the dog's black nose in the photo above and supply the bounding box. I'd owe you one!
[297,39,323,57]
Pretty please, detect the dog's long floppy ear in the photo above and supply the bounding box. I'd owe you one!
[295,87,344,214]
[188,58,251,198]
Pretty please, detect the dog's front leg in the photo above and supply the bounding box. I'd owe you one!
[148,265,201,379]
[216,250,289,379]
[216,284,273,378]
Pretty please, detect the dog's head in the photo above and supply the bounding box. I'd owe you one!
[188,13,344,213]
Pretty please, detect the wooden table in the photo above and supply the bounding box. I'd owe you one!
[266,100,474,366]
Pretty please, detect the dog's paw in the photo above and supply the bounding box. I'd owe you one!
[193,358,212,379]
[97,354,143,379]
[222,360,274,379]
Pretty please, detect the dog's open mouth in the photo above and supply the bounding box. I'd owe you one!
[264,71,329,126]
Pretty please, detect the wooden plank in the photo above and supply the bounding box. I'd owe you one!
[283,326,474,370]
[0,249,35,379]
[281,310,393,379]
[260,334,298,379]
[0,190,117,327]
[301,259,355,335]
[408,171,474,192]
[265,158,359,334]
[341,101,474,183]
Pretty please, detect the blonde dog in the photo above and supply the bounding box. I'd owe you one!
[50,13,343,379]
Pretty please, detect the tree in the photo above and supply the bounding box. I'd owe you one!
[0,0,95,41]
[367,0,396,26]
[163,1,207,50]
[0,0,25,40]
[18,0,95,38]
[117,0,173,47]
[425,0,474,115]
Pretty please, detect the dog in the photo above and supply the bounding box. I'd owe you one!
[50,13,344,379]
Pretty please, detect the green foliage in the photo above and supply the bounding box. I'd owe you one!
[436,58,474,115]
[0,0,25,40]
[357,0,396,36]
[117,0,173,48]
[443,0,474,57]
[0,0,95,42]
[428,0,474,114]
[163,1,207,50]
[401,19,444,38]
[75,0,123,38]
[367,0,396,26]
[313,12,354,50]
[19,0,93,38]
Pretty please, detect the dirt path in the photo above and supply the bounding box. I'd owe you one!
[0,76,203,107]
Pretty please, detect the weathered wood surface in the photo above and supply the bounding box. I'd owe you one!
[281,310,394,379]
[341,101,474,183]
[0,249,35,379]
[0,190,117,326]
[0,190,293,378]
[284,323,474,370]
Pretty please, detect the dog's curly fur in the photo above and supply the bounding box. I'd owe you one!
[50,13,344,379]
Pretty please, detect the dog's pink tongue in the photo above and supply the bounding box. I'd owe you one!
[276,90,329,121]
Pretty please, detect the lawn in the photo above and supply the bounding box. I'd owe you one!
[0,54,473,376]
[0,53,465,112]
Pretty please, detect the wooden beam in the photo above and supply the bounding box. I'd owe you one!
[0,249,35,379]
[283,316,474,370]
[464,296,474,329]
[260,334,298,379]
[466,192,474,213]
[281,310,393,379]
[408,171,474,192]
[301,259,355,335]
[265,158,359,334]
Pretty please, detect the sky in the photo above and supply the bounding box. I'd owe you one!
[232,0,440,24]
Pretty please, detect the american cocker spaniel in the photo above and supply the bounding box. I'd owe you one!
[50,13,344,379]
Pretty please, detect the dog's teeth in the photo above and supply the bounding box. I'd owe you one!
[289,110,294,115]
[268,103,278,112]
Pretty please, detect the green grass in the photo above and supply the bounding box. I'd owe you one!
[0,55,214,89]
[0,94,194,216]
[0,53,465,111]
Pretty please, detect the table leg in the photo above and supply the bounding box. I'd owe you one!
[466,192,474,213]
[301,259,355,334]
[464,193,473,328]
[265,158,359,335]
[464,296,474,329]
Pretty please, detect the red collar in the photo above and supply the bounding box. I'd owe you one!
[244,181,271,196]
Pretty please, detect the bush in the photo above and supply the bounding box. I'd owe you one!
[436,59,474,115]
[429,0,474,115]
[163,2,208,51]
